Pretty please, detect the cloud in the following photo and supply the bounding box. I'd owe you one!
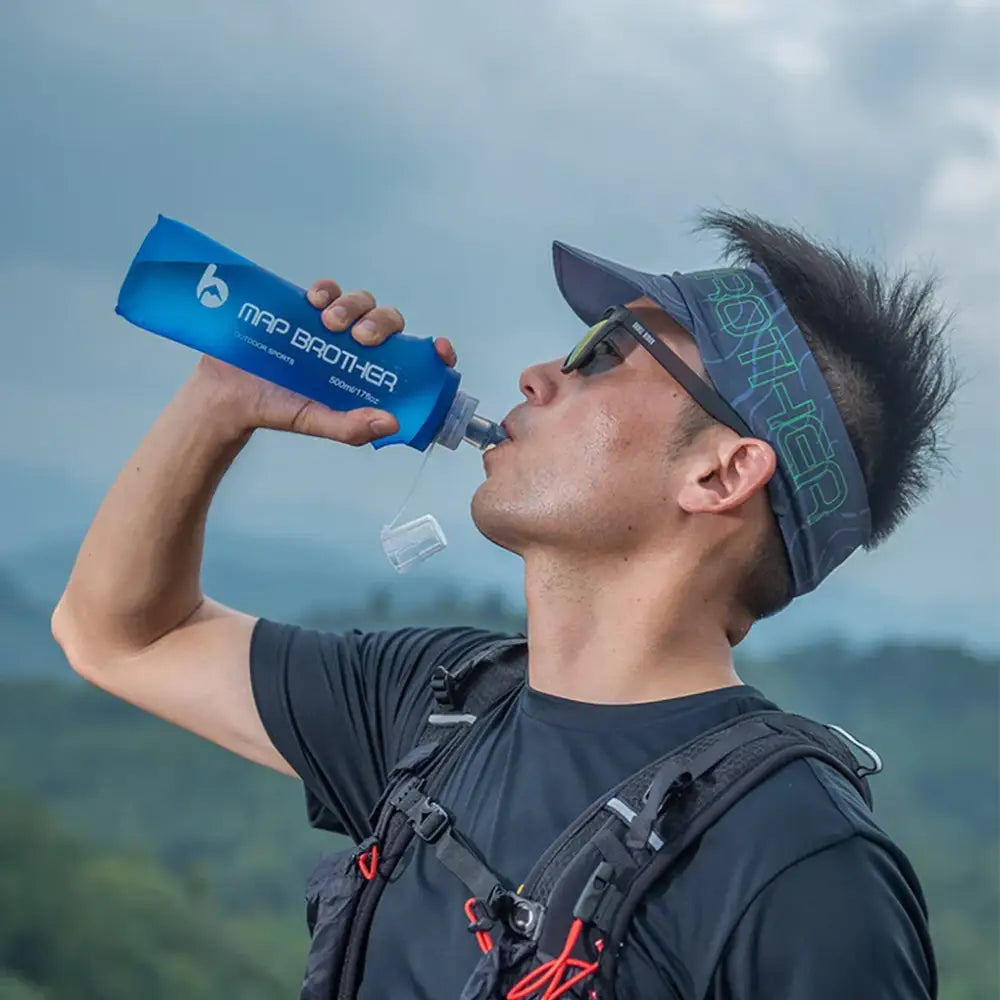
[1,0,998,620]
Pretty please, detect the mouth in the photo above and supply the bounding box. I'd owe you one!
[483,422,514,457]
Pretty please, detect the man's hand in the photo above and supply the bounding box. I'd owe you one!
[193,280,458,447]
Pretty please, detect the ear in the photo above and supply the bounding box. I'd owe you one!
[677,436,777,515]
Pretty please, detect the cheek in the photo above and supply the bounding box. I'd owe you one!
[578,405,625,461]
[562,403,667,501]
[578,401,659,464]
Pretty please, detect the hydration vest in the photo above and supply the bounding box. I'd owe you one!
[298,639,882,1000]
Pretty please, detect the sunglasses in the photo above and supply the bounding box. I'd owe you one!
[561,305,753,438]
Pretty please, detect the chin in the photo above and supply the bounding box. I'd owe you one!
[470,482,528,556]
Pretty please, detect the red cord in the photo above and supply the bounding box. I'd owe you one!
[358,844,379,881]
[506,919,601,1000]
[464,897,494,953]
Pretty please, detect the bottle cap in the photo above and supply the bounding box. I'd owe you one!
[435,390,479,450]
[381,514,448,573]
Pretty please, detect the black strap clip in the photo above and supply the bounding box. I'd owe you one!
[387,776,451,842]
[430,664,461,712]
[466,896,495,933]
[411,799,451,842]
[573,860,617,925]
[464,898,495,953]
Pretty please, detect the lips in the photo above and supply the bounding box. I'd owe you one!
[483,421,514,459]
[501,407,527,441]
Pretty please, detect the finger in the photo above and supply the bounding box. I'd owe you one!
[434,337,457,368]
[352,305,406,347]
[321,288,377,332]
[307,279,343,310]
[291,402,400,446]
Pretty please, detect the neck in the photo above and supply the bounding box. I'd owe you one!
[522,546,743,705]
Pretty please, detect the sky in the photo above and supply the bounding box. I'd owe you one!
[1,0,998,647]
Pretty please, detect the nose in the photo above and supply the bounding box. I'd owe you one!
[518,358,563,405]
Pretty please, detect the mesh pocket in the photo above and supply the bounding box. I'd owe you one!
[458,936,537,1000]
[301,849,366,1000]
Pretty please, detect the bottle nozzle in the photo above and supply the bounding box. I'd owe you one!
[435,390,508,451]
[462,413,508,450]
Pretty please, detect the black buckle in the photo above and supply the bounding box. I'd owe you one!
[430,664,460,711]
[573,861,615,924]
[412,799,450,842]
[388,775,424,813]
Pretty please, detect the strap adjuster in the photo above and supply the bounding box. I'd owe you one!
[464,897,495,953]
[412,800,450,842]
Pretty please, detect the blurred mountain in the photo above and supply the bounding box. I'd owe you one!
[0,571,68,678]
[0,526,521,680]
[0,459,101,554]
[4,531,997,660]
[1,459,997,656]
[2,529,484,627]
[744,576,1000,658]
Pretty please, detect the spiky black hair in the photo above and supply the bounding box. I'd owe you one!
[694,210,959,619]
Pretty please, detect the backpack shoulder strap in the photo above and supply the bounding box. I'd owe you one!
[428,635,528,717]
[517,710,879,997]
[369,634,528,802]
[335,635,527,1000]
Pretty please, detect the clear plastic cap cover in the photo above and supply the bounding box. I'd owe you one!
[381,514,448,573]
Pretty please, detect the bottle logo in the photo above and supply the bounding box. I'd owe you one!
[196,264,229,308]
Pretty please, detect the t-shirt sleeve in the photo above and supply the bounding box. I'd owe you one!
[249,617,509,843]
[713,835,936,1000]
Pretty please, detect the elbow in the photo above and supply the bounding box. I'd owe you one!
[51,596,102,683]
[51,595,73,660]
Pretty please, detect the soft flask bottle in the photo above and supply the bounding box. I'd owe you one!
[115,216,505,452]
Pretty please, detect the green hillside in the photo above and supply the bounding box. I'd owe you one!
[0,791,297,1000]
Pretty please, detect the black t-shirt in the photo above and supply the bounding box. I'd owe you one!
[250,621,936,999]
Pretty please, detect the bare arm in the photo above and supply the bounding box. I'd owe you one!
[51,364,294,773]
[52,280,456,774]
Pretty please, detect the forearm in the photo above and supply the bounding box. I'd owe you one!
[53,363,254,662]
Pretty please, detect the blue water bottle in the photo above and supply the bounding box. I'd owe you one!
[114,216,506,453]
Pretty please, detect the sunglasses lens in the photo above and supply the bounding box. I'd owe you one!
[563,317,612,371]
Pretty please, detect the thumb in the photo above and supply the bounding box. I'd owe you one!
[291,403,399,445]
[367,410,400,437]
